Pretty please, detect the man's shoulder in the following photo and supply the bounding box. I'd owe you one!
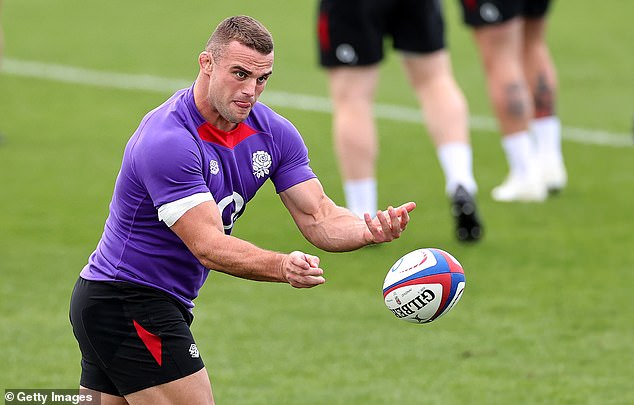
[151,87,193,118]
[134,89,199,144]
[129,113,200,166]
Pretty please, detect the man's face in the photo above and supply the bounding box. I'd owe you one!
[207,41,273,126]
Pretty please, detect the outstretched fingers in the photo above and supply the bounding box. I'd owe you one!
[365,202,415,244]
[398,205,410,230]
[364,212,384,241]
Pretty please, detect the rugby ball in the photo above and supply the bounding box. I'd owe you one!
[382,248,465,323]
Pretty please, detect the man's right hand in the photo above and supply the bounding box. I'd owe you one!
[281,251,325,288]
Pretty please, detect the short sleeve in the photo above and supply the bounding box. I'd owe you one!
[270,118,317,193]
[132,128,210,208]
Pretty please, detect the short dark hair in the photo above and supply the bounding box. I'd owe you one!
[205,15,274,61]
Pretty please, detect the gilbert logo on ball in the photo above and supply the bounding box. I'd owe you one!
[382,248,465,324]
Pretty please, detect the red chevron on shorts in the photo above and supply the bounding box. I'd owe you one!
[133,320,162,366]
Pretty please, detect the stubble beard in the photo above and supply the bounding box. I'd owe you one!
[209,93,250,125]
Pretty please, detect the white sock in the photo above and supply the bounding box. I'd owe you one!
[437,142,477,196]
[501,131,538,179]
[532,116,563,164]
[344,178,377,218]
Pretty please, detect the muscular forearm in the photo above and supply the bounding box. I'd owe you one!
[193,233,325,288]
[196,233,287,282]
[170,202,287,282]
[299,205,372,252]
[170,199,324,288]
[281,180,413,252]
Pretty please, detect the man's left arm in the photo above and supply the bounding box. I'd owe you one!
[279,178,416,252]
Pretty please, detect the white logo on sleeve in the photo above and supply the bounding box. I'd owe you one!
[189,343,200,358]
[252,151,272,178]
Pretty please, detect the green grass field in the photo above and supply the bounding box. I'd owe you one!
[1,1,633,404]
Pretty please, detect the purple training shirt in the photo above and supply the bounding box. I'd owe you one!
[80,85,317,308]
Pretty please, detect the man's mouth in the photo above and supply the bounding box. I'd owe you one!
[235,100,252,109]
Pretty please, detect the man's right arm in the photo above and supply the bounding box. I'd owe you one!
[169,200,325,288]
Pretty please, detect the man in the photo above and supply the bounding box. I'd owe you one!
[317,0,483,242]
[69,16,414,405]
[458,0,566,202]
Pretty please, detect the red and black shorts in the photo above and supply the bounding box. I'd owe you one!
[459,0,552,27]
[69,277,204,396]
[317,0,446,67]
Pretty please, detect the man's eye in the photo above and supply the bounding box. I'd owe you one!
[235,71,247,79]
[257,76,269,84]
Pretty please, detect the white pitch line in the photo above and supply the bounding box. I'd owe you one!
[3,58,632,148]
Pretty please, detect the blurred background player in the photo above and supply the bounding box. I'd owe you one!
[317,0,483,242]
[458,0,566,202]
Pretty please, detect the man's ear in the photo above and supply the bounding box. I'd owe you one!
[199,51,213,73]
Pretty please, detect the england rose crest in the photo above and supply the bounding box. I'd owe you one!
[252,151,272,179]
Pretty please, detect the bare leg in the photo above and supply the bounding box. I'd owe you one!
[472,17,546,202]
[401,49,476,195]
[327,65,380,217]
[401,49,482,241]
[125,368,215,405]
[79,386,129,405]
[523,16,567,192]
[79,368,215,405]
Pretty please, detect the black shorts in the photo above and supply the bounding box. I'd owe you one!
[69,277,205,396]
[459,0,552,27]
[318,0,446,67]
